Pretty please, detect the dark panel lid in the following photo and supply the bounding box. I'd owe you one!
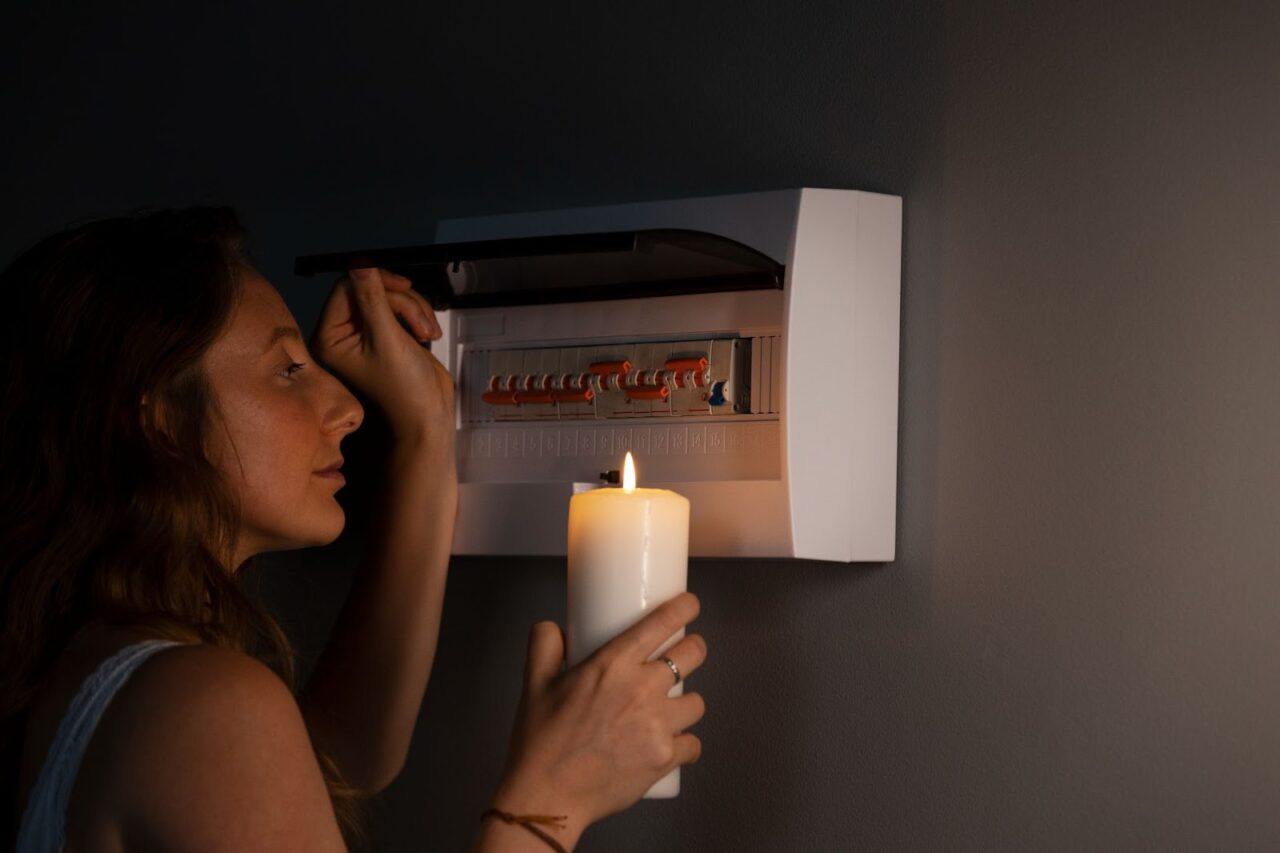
[294,229,784,310]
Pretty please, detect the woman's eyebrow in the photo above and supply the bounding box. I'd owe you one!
[261,325,302,355]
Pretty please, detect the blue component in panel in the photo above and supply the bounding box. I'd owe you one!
[709,381,727,406]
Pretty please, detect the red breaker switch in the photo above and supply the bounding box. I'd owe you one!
[665,357,710,388]
[664,356,708,372]
[589,360,631,377]
[482,376,519,406]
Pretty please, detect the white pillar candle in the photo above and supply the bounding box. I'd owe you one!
[566,452,690,798]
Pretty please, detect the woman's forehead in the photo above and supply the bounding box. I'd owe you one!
[243,270,297,327]
[209,270,299,363]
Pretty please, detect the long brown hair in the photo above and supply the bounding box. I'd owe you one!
[0,207,365,847]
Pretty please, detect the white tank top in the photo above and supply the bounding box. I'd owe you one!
[15,639,187,853]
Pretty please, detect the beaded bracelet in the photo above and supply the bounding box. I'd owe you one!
[480,808,570,852]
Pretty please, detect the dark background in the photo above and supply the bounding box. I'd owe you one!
[4,1,1279,849]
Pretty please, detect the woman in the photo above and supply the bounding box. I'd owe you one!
[0,207,707,852]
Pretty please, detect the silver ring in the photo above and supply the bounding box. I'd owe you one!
[660,655,681,685]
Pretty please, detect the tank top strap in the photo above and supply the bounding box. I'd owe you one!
[15,638,189,853]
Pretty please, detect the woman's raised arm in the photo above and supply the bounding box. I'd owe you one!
[297,434,457,794]
[295,265,458,794]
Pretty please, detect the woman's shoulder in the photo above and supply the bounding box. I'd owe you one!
[72,641,288,792]
[17,631,271,816]
[71,640,344,851]
[114,639,288,709]
[108,641,300,758]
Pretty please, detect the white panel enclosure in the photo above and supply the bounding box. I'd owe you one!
[428,188,902,563]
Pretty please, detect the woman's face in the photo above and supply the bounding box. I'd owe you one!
[200,267,364,568]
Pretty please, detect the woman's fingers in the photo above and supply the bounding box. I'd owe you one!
[669,732,702,768]
[312,276,356,346]
[523,621,566,695]
[385,290,435,341]
[379,269,414,291]
[606,592,700,666]
[648,632,707,690]
[398,282,443,339]
[345,267,401,345]
[315,268,435,348]
[667,692,706,733]
[373,274,442,341]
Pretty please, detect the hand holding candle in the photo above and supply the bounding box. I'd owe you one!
[567,452,692,798]
[490,593,707,842]
[486,453,705,843]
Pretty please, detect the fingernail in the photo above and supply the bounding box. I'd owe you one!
[350,267,372,279]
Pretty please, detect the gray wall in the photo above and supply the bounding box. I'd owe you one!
[4,1,1278,849]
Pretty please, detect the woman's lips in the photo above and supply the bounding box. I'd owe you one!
[313,468,345,483]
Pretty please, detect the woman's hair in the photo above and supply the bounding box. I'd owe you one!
[0,207,364,846]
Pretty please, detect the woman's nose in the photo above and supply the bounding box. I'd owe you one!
[325,384,364,436]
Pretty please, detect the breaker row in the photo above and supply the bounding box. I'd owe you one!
[460,338,755,422]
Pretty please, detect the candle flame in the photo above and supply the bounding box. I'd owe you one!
[623,451,637,492]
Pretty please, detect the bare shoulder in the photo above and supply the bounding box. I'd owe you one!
[116,643,302,758]
[116,642,294,730]
[122,640,282,699]
[79,643,346,852]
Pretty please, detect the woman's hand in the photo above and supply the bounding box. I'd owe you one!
[309,267,454,448]
[490,592,708,840]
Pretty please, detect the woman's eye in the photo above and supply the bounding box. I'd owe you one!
[279,361,306,379]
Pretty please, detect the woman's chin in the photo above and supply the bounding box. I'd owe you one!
[315,505,346,545]
[297,499,347,547]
